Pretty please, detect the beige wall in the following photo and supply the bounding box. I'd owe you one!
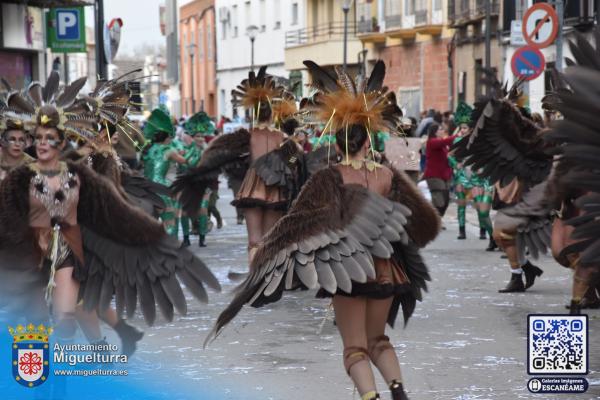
[453,40,502,106]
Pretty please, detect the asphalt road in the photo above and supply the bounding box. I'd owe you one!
[123,185,599,400]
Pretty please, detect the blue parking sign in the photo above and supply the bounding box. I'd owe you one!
[56,8,80,40]
[511,46,546,81]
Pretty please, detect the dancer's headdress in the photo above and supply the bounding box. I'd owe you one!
[302,60,402,157]
[231,66,287,122]
[454,101,473,125]
[143,107,175,141]
[184,111,215,136]
[0,71,98,141]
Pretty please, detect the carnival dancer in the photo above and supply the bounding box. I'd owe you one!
[143,108,189,237]
[205,61,441,400]
[0,72,220,347]
[452,74,549,293]
[173,66,305,263]
[0,113,34,180]
[541,32,600,313]
[448,102,495,249]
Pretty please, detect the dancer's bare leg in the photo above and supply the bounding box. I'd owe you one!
[333,295,377,398]
[53,267,79,341]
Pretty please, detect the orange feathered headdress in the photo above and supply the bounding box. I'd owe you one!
[302,61,402,135]
[231,66,287,120]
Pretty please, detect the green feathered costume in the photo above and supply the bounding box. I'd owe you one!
[142,108,182,237]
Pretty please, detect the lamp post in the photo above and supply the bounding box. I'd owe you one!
[187,41,196,113]
[246,25,259,72]
[342,0,353,71]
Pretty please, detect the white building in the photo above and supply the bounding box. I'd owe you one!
[215,0,306,118]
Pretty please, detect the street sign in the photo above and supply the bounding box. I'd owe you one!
[46,7,86,53]
[510,20,526,46]
[104,18,123,63]
[511,46,546,81]
[522,3,559,49]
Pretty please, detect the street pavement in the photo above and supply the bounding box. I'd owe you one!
[123,185,599,400]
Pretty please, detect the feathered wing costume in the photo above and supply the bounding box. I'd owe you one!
[544,31,600,267]
[205,60,440,344]
[173,66,312,215]
[0,72,221,325]
[66,71,170,217]
[451,74,555,264]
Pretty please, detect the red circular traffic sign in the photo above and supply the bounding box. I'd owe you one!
[522,3,559,49]
[511,46,546,81]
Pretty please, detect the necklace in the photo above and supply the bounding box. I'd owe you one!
[340,158,382,172]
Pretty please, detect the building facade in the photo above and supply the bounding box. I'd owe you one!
[449,0,597,113]
[180,0,217,117]
[356,0,454,118]
[216,0,306,118]
[0,3,47,88]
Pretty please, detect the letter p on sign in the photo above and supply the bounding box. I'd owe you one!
[56,9,79,40]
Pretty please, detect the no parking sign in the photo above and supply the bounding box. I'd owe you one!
[511,46,545,81]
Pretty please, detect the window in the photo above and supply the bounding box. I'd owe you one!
[433,0,442,10]
[474,59,483,100]
[207,25,213,60]
[274,0,281,29]
[232,5,238,37]
[291,3,298,25]
[260,0,266,31]
[198,27,204,60]
[405,0,415,15]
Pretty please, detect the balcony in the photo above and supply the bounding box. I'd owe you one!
[284,21,363,70]
[413,8,443,36]
[357,17,386,44]
[449,0,499,27]
[285,22,357,48]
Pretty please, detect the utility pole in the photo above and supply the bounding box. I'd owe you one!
[95,0,108,80]
[554,0,564,71]
[484,0,491,70]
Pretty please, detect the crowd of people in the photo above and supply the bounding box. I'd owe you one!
[1,32,599,400]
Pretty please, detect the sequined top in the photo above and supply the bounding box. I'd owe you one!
[28,162,83,263]
[143,143,177,186]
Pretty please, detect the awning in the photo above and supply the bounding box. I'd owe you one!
[0,0,94,7]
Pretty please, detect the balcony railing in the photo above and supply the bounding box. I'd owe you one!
[385,14,402,29]
[415,9,428,25]
[449,0,499,25]
[357,18,380,34]
[285,22,357,48]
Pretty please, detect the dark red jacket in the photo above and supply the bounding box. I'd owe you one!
[423,135,457,181]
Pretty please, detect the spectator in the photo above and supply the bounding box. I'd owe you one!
[422,122,458,218]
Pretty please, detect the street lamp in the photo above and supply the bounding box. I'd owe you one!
[246,25,259,72]
[186,41,196,113]
[342,0,353,72]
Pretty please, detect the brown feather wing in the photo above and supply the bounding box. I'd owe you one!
[72,161,221,325]
[451,98,552,187]
[205,167,416,344]
[171,129,250,216]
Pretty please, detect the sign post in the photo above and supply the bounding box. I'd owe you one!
[521,3,559,49]
[46,7,86,53]
[511,46,546,81]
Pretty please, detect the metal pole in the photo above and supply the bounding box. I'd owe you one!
[94,0,107,79]
[485,0,491,70]
[555,0,564,71]
[190,53,195,113]
[250,38,255,72]
[343,8,349,71]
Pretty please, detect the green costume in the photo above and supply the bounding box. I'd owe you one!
[178,111,216,246]
[450,102,494,238]
[143,108,181,237]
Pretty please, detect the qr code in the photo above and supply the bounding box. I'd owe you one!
[528,315,588,375]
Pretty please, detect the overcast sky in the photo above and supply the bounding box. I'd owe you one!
[85,0,194,57]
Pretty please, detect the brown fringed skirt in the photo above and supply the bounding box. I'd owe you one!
[231,167,288,211]
[317,257,410,299]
